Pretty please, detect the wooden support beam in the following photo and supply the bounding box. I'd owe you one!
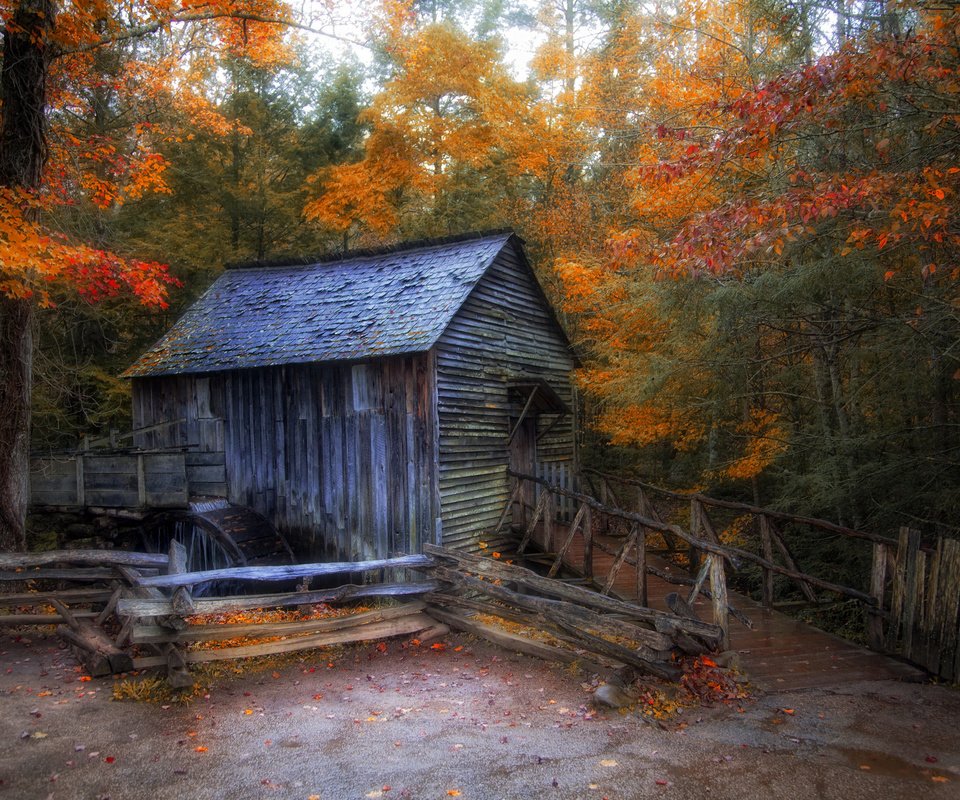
[163,643,194,689]
[601,524,639,596]
[95,586,123,626]
[505,386,538,446]
[491,482,522,537]
[885,529,908,650]
[689,499,703,576]
[686,555,713,607]
[900,527,922,658]
[543,492,554,554]
[517,491,548,555]
[547,502,587,579]
[768,521,818,604]
[759,515,775,608]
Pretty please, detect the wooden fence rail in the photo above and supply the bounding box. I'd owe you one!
[506,469,737,648]
[505,469,960,680]
[526,469,960,681]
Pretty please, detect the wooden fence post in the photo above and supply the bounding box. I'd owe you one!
[759,515,775,609]
[166,540,195,688]
[636,528,648,607]
[709,555,730,650]
[868,542,887,651]
[689,499,702,576]
[900,528,921,659]
[582,505,593,584]
[75,455,85,507]
[169,540,195,618]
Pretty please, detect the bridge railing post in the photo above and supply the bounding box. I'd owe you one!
[759,514,775,609]
[582,505,593,584]
[868,541,888,651]
[636,527,648,607]
[709,554,730,650]
[689,499,702,577]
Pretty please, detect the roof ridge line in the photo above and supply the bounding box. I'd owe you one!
[224,229,517,271]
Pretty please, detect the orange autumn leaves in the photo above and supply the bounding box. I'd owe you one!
[1,0,293,308]
[304,15,528,239]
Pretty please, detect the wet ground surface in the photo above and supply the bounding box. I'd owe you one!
[1,629,958,800]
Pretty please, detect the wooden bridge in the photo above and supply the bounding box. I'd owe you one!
[503,469,954,688]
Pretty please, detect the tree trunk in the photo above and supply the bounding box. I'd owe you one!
[0,0,56,551]
[0,299,33,551]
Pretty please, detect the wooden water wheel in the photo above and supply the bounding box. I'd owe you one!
[140,500,295,596]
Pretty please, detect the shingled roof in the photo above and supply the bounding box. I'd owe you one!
[125,232,517,378]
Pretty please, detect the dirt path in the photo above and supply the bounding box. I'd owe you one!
[1,630,957,800]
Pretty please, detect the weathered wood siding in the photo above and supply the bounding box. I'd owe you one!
[132,355,438,562]
[434,246,577,549]
[29,452,198,509]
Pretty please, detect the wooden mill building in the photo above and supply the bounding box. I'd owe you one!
[125,232,578,562]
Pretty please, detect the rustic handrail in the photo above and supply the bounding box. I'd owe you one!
[508,469,739,566]
[510,470,877,607]
[586,468,898,548]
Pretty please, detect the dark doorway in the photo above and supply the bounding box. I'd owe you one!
[509,415,538,530]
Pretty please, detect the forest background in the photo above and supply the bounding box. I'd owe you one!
[2,0,958,561]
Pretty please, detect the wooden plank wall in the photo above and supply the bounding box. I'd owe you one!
[434,247,577,550]
[29,453,197,509]
[885,530,960,681]
[132,356,437,562]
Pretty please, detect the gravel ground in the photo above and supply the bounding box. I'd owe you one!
[1,629,958,800]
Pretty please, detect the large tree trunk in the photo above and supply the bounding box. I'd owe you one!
[0,299,33,551]
[0,0,55,551]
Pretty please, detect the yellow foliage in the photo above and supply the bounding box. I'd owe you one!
[720,409,788,481]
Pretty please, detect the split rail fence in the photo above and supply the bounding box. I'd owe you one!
[1,540,727,686]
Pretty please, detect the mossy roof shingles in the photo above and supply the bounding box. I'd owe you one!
[125,232,513,378]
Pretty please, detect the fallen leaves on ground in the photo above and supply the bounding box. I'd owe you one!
[678,656,749,705]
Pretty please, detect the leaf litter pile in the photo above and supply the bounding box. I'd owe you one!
[114,602,384,704]
[470,611,750,724]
